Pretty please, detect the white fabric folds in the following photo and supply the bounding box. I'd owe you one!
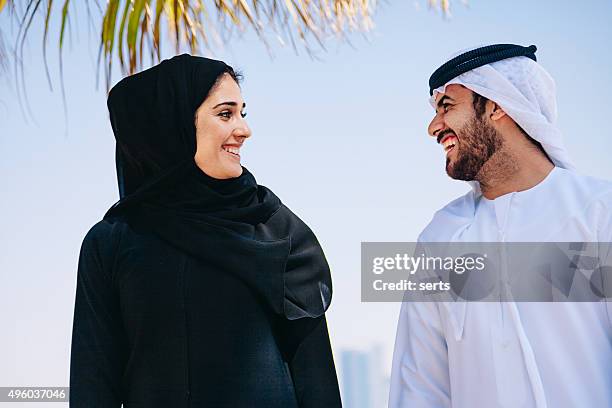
[429,53,575,172]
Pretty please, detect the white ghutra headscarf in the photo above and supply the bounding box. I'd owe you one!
[429,47,575,174]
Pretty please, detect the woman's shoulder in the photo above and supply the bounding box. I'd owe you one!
[259,203,325,248]
[266,203,310,231]
[80,215,133,257]
[85,214,131,237]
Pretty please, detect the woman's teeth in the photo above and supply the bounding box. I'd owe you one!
[222,146,240,157]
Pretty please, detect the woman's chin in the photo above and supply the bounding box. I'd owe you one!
[229,166,243,178]
[194,159,242,179]
[222,162,243,178]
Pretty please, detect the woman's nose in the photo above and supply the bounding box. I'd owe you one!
[236,119,252,139]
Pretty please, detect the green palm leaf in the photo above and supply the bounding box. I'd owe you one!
[1,0,452,90]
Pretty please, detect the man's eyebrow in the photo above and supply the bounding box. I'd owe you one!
[436,95,453,108]
[212,101,246,109]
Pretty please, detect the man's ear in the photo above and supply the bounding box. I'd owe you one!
[488,101,508,121]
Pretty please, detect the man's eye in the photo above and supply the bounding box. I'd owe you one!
[442,104,451,112]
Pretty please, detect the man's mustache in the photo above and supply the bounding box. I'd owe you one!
[437,128,456,144]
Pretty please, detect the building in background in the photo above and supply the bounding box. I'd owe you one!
[339,345,389,408]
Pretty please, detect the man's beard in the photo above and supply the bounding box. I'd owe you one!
[446,115,503,181]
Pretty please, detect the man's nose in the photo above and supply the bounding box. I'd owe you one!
[428,113,445,141]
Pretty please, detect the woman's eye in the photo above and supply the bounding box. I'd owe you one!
[219,111,231,119]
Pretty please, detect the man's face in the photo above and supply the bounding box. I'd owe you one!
[427,84,503,181]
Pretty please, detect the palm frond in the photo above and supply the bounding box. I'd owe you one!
[0,0,454,92]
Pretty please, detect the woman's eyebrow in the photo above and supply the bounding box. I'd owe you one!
[212,101,246,109]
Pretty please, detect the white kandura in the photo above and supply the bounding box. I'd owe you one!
[390,50,612,408]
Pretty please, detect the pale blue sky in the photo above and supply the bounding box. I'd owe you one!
[1,0,611,399]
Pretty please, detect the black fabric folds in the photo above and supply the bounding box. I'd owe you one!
[70,54,341,408]
[102,54,331,320]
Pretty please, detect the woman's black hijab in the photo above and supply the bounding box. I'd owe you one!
[103,54,331,321]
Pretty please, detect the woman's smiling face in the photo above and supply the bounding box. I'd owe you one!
[194,73,251,179]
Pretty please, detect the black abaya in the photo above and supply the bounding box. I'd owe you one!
[69,54,341,407]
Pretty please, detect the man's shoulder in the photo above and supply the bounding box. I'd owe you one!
[418,190,476,242]
[556,168,612,204]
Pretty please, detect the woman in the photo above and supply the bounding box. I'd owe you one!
[69,54,341,407]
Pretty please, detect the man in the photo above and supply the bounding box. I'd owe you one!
[389,44,612,407]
